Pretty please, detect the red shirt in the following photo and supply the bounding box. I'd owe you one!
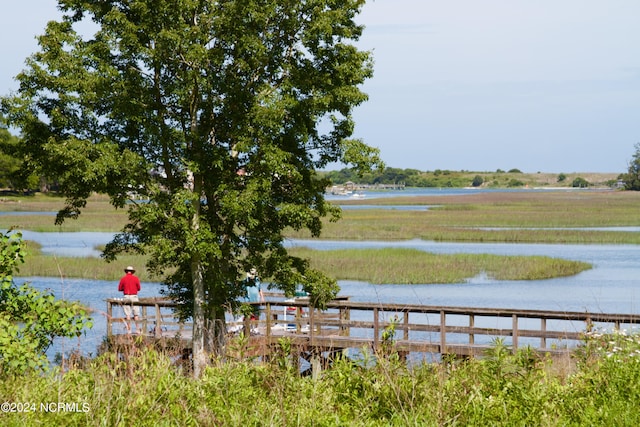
[118,273,141,295]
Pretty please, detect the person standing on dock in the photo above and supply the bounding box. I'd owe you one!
[118,265,141,332]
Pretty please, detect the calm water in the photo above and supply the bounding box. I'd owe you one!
[325,186,595,200]
[289,239,640,313]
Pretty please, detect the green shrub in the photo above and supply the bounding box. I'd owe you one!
[0,232,93,376]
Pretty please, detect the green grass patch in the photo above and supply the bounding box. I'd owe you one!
[0,193,128,232]
[16,245,590,284]
[19,242,154,282]
[288,247,591,283]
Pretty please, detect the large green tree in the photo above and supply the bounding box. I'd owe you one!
[1,0,381,375]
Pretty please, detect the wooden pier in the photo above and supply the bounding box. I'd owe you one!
[105,296,640,364]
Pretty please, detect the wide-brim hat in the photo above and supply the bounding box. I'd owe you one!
[125,266,136,272]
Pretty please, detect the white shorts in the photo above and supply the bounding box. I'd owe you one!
[122,295,140,318]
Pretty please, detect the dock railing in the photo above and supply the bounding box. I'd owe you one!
[106,297,188,339]
[106,297,640,358]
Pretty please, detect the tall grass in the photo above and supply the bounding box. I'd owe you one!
[20,242,155,281]
[17,244,590,284]
[289,210,640,243]
[289,247,591,283]
[0,193,128,232]
[2,331,640,426]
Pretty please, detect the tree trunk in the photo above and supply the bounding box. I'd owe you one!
[191,256,208,377]
[205,307,227,355]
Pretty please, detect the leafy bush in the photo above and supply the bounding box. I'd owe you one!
[0,232,93,376]
[572,177,590,188]
[471,175,484,187]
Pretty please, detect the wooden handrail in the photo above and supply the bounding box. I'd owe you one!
[106,297,640,357]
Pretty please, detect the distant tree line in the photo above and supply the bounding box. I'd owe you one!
[321,166,634,189]
[321,167,529,188]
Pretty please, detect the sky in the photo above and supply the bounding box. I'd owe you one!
[2,1,639,173]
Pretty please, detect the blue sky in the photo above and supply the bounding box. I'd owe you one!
[2,1,639,173]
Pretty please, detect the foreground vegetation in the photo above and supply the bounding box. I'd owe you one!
[2,329,640,426]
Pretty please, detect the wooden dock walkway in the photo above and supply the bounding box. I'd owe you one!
[105,296,640,364]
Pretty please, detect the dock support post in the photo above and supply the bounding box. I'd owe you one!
[512,314,519,353]
[440,310,446,355]
[142,306,148,335]
[403,311,409,341]
[107,300,113,337]
[311,353,322,381]
[266,303,272,338]
[155,304,162,338]
[373,308,379,351]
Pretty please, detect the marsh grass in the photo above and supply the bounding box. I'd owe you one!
[3,191,640,243]
[289,247,591,283]
[0,193,127,232]
[292,190,640,243]
[20,242,154,281]
[17,243,590,284]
